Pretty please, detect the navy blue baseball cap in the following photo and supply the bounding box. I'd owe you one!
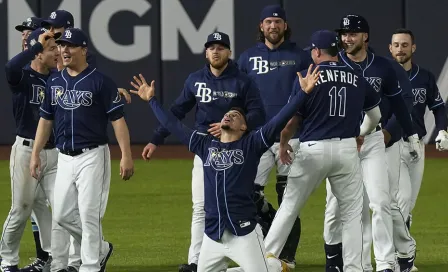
[204,32,231,49]
[307,30,338,50]
[335,14,370,34]
[26,27,62,48]
[260,5,287,22]
[41,10,74,29]
[56,28,88,47]
[15,17,43,32]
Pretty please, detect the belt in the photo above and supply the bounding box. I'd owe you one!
[22,139,55,150]
[59,145,99,157]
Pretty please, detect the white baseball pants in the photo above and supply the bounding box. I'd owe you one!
[198,225,269,272]
[0,136,57,267]
[265,138,364,272]
[324,131,396,271]
[254,139,300,187]
[52,145,111,272]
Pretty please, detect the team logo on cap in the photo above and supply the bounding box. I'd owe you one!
[273,12,278,16]
[50,12,57,19]
[65,30,72,39]
[213,33,222,40]
[26,17,32,22]
[343,18,350,26]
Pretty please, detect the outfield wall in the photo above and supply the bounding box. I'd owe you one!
[1,0,447,145]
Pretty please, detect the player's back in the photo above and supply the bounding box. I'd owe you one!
[297,61,380,142]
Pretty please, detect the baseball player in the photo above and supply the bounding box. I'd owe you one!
[129,66,319,272]
[389,28,448,271]
[141,32,265,272]
[0,29,62,272]
[10,16,52,272]
[322,15,421,272]
[236,5,312,268]
[30,28,133,272]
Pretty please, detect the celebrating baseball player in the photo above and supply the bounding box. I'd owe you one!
[0,28,62,272]
[323,15,421,272]
[236,5,312,267]
[129,64,319,272]
[140,32,265,272]
[389,28,448,271]
[260,29,383,272]
[29,28,133,272]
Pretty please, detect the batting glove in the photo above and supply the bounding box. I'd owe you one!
[435,130,448,151]
[407,134,422,161]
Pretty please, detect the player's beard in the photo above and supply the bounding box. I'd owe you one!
[394,53,412,65]
[221,124,231,130]
[343,41,363,56]
[263,29,285,46]
[209,57,229,70]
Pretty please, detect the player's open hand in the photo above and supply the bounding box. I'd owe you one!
[142,143,157,161]
[279,143,294,165]
[297,64,320,94]
[30,154,41,180]
[208,123,222,138]
[129,74,155,102]
[118,88,131,104]
[120,156,134,180]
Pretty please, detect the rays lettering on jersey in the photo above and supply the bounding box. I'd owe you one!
[364,77,382,92]
[412,88,426,105]
[51,86,93,109]
[194,82,237,103]
[203,147,244,171]
[249,56,296,74]
[29,84,46,105]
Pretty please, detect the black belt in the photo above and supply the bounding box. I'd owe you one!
[23,139,55,150]
[376,125,382,132]
[59,145,99,157]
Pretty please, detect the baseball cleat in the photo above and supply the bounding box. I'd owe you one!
[20,258,47,272]
[178,263,197,272]
[1,265,19,272]
[41,256,51,272]
[66,266,78,272]
[99,242,113,272]
[266,253,290,272]
[281,259,296,269]
[411,265,418,271]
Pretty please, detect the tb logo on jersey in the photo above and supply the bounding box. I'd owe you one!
[51,86,93,109]
[204,147,244,171]
[195,82,218,103]
[249,56,271,74]
[412,88,426,105]
[30,84,45,105]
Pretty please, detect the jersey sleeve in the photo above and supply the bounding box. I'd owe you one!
[243,78,266,130]
[361,77,382,111]
[39,80,55,120]
[236,52,248,74]
[250,88,311,154]
[149,97,211,157]
[5,43,44,87]
[427,72,445,110]
[382,61,402,97]
[101,76,125,121]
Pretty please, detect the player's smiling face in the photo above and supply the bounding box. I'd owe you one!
[390,33,415,65]
[221,110,247,132]
[261,17,286,46]
[341,32,366,55]
[21,30,31,51]
[40,38,60,70]
[59,42,87,68]
[206,43,231,70]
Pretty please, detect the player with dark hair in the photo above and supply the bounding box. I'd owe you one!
[323,15,421,272]
[1,28,61,272]
[30,28,133,272]
[389,28,448,272]
[129,66,320,272]
[236,4,312,268]
[263,29,383,272]
[140,32,265,272]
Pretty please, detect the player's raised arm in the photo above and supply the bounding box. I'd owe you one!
[256,65,320,148]
[130,74,208,155]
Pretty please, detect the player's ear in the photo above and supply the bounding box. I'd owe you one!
[363,33,368,42]
[240,123,247,132]
[284,22,288,31]
[412,43,416,54]
[388,44,393,55]
[82,47,87,56]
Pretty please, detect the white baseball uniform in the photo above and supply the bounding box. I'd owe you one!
[189,155,205,265]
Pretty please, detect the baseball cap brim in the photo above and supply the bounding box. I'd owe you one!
[15,25,35,32]
[55,37,85,47]
[204,41,230,49]
[41,19,64,28]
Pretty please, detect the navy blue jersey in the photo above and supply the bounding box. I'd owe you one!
[148,89,310,241]
[339,51,415,137]
[150,61,265,145]
[40,66,125,151]
[5,43,54,142]
[407,63,447,138]
[294,61,381,142]
[237,41,312,141]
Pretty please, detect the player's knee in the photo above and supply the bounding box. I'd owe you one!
[370,198,392,213]
[9,203,33,222]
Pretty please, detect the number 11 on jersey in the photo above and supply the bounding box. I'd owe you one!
[329,86,346,117]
